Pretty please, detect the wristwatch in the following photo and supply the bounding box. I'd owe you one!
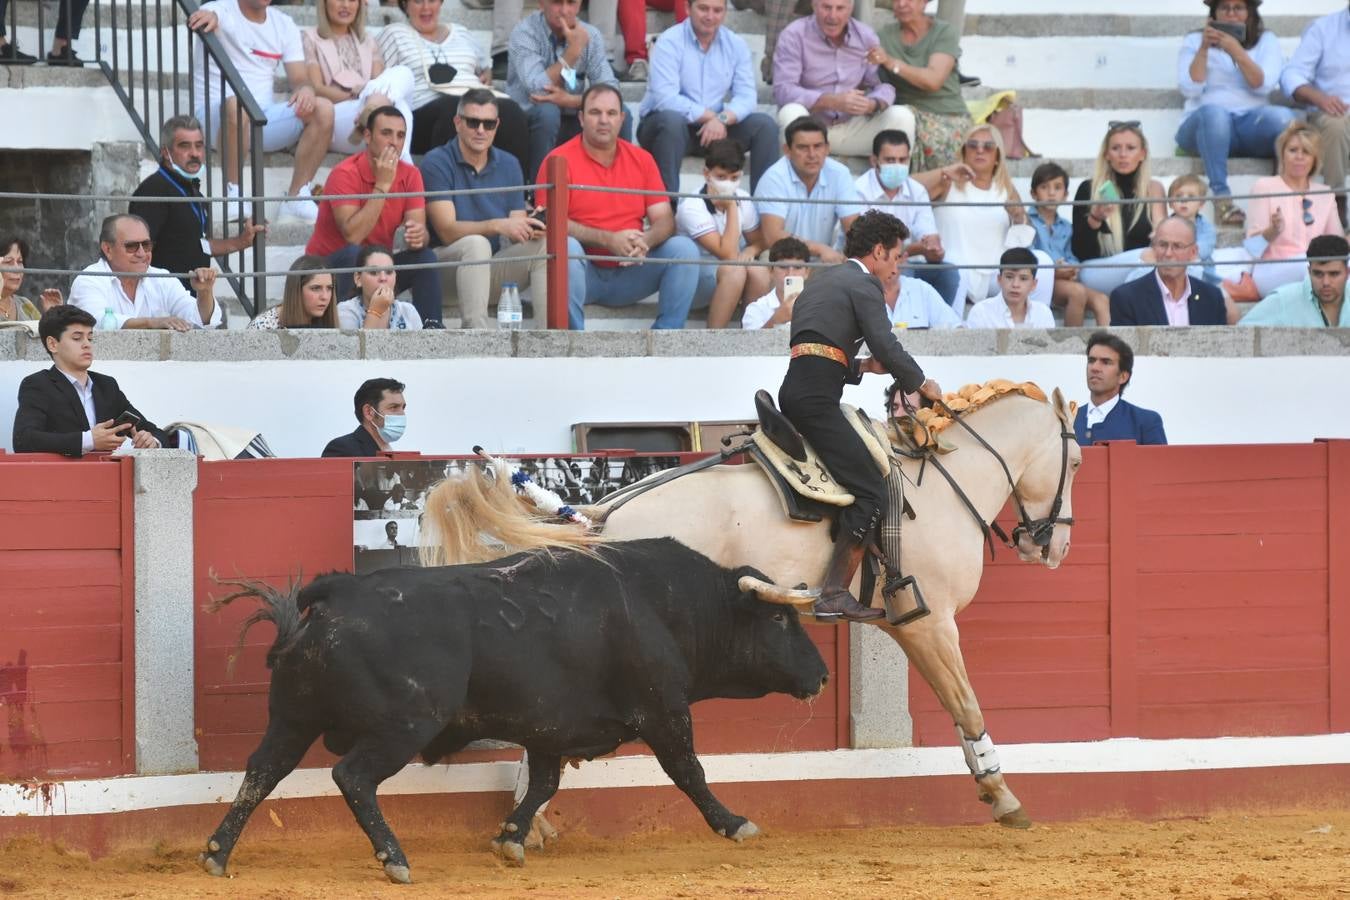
[716,111,730,125]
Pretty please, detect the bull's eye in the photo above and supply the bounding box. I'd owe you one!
[771,611,786,623]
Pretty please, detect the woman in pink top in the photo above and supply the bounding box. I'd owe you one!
[1243,121,1344,296]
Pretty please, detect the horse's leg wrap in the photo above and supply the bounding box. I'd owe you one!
[956,727,1001,779]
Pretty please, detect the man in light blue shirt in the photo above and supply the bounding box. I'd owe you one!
[1281,6,1350,216]
[754,116,862,262]
[1240,235,1350,327]
[637,0,780,194]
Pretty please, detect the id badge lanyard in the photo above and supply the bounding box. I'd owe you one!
[157,168,208,240]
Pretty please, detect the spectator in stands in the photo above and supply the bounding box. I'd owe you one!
[755,116,863,263]
[0,0,87,64]
[487,0,617,81]
[188,0,333,224]
[248,255,337,329]
[1071,121,1167,296]
[508,0,629,185]
[1233,122,1344,300]
[880,238,962,329]
[303,0,416,162]
[868,0,974,172]
[741,236,810,329]
[637,0,780,193]
[322,376,407,456]
[422,89,546,330]
[855,128,960,307]
[916,123,1053,312]
[675,139,770,328]
[1108,215,1227,326]
[1028,162,1109,327]
[130,116,265,293]
[1073,331,1167,446]
[1281,4,1350,227]
[1176,0,1294,228]
[772,0,915,159]
[0,238,62,323]
[70,214,223,331]
[13,306,169,457]
[306,106,442,327]
[965,247,1056,329]
[336,245,424,329]
[539,84,701,329]
[1240,234,1350,327]
[378,0,529,169]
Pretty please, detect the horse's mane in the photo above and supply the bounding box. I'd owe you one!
[898,380,1060,449]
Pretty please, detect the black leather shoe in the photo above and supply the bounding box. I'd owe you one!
[958,71,981,88]
[46,46,85,67]
[813,590,884,622]
[0,43,37,64]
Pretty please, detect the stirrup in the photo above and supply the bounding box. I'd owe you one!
[881,574,930,626]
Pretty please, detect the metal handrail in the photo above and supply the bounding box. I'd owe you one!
[92,0,269,316]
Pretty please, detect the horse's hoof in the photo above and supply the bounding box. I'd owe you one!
[492,837,526,867]
[997,807,1033,829]
[199,853,226,877]
[524,813,559,850]
[729,820,760,843]
[383,862,412,884]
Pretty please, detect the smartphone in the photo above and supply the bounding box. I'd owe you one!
[114,411,141,430]
[783,275,804,300]
[1096,181,1120,203]
[1210,21,1245,42]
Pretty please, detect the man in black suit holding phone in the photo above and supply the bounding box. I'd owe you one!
[12,306,168,456]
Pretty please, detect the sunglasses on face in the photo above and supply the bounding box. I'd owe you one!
[1302,197,1315,226]
[461,116,499,132]
[965,140,996,152]
[1108,120,1141,131]
[121,240,154,253]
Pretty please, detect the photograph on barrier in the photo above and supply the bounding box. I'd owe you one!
[350,455,684,573]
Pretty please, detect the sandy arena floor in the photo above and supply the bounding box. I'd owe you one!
[2,810,1347,899]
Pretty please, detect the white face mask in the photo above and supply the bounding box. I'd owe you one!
[707,177,740,197]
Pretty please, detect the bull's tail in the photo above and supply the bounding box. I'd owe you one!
[206,574,308,675]
[419,464,604,568]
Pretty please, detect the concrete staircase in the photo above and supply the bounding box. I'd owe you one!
[3,0,1342,327]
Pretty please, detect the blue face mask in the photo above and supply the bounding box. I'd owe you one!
[878,163,910,190]
[166,160,200,182]
[376,413,406,444]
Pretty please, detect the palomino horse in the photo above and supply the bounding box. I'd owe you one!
[421,389,1082,827]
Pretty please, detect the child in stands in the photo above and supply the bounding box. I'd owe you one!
[1028,162,1110,326]
[966,247,1055,328]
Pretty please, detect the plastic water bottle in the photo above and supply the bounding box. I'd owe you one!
[497,281,523,331]
[101,306,118,331]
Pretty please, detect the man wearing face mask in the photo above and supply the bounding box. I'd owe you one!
[322,377,409,457]
[130,115,265,292]
[854,129,960,308]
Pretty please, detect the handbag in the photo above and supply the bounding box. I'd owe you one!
[986,99,1039,161]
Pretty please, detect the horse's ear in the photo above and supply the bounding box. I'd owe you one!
[1051,387,1071,426]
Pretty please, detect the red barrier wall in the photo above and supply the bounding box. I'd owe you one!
[192,456,848,773]
[911,440,1350,747]
[0,456,134,780]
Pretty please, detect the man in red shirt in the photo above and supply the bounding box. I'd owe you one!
[307,106,443,327]
[539,84,699,329]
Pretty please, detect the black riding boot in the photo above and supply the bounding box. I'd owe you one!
[812,535,883,622]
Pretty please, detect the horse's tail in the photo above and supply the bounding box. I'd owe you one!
[419,465,605,567]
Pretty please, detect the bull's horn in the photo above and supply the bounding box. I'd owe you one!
[738,575,820,606]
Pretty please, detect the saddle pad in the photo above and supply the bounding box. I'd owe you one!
[750,430,855,507]
[842,403,892,477]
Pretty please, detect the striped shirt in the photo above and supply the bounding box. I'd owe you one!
[377,22,489,110]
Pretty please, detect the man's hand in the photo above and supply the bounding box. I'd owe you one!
[530,85,575,108]
[1314,93,1349,117]
[157,316,195,332]
[190,267,217,294]
[130,428,160,450]
[372,145,399,193]
[860,356,888,375]
[917,234,944,261]
[403,218,428,250]
[836,90,874,117]
[1055,260,1079,281]
[818,247,845,264]
[561,17,589,51]
[610,229,648,261]
[91,419,133,451]
[39,288,63,310]
[697,117,728,146]
[289,85,317,118]
[186,8,218,32]
[919,379,944,403]
[234,219,267,251]
[496,217,538,244]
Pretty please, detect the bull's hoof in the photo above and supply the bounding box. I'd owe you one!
[491,837,526,867]
[199,852,227,877]
[996,806,1032,829]
[383,862,413,884]
[727,820,760,843]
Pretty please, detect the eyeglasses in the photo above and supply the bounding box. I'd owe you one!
[1302,197,1315,226]
[1150,240,1195,254]
[1107,120,1141,130]
[965,139,996,152]
[462,116,499,132]
[121,240,154,253]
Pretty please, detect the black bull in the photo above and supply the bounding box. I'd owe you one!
[200,538,830,883]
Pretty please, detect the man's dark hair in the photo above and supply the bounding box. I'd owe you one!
[38,305,97,358]
[458,88,498,111]
[784,115,827,148]
[580,82,623,111]
[1087,331,1134,395]
[704,138,746,173]
[871,128,910,157]
[999,247,1039,271]
[354,377,406,423]
[1307,234,1350,263]
[1030,161,1069,194]
[357,244,395,268]
[364,105,405,131]
[843,209,907,259]
[768,236,810,263]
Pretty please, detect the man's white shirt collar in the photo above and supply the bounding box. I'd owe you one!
[1086,394,1120,429]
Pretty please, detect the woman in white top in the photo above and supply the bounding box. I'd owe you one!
[378,0,528,171]
[1174,0,1295,226]
[336,246,424,330]
[303,0,416,161]
[916,123,1053,312]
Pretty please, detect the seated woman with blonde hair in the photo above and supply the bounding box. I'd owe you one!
[248,255,337,329]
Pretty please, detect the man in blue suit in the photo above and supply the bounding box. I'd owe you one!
[1108,216,1227,326]
[1073,331,1167,446]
